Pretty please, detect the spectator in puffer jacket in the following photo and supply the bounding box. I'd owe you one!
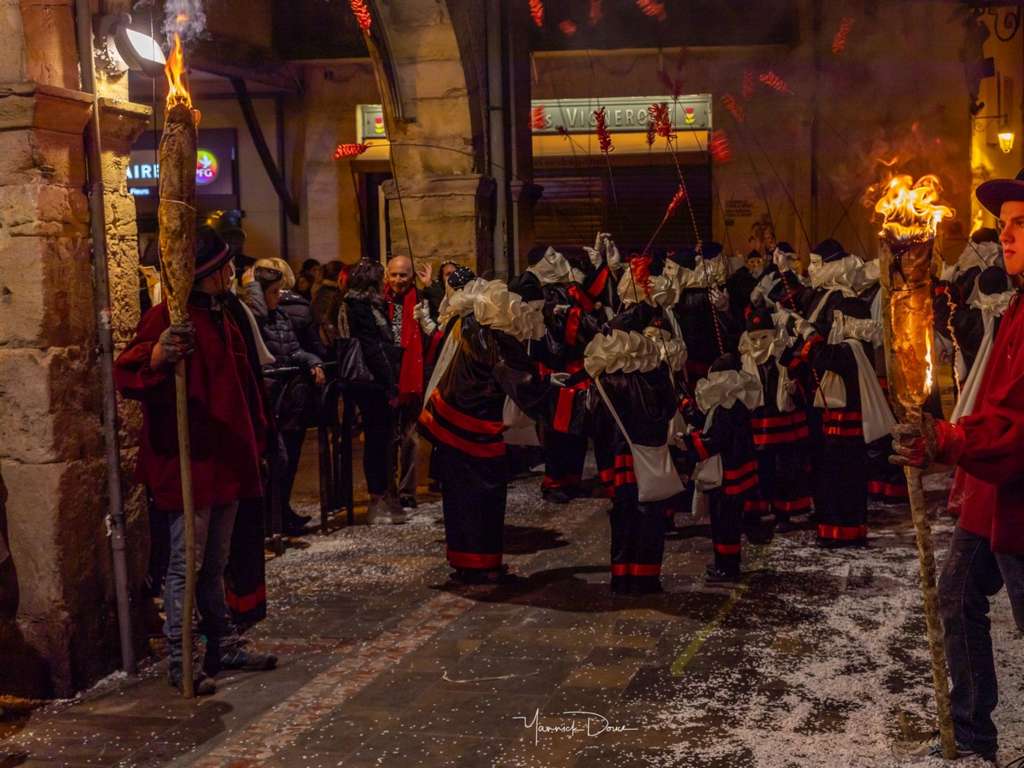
[244,265,325,535]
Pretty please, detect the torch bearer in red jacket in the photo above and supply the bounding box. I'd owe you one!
[159,33,200,698]
[871,173,956,759]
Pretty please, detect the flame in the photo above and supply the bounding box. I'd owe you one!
[164,34,192,110]
[871,173,954,245]
[924,331,934,393]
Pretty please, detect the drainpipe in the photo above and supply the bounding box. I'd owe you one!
[487,0,509,279]
[75,0,136,676]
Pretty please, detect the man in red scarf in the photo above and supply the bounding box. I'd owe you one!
[893,172,1024,763]
[385,255,429,509]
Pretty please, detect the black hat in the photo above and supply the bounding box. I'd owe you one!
[666,246,697,269]
[700,241,724,259]
[837,296,871,320]
[253,266,284,288]
[976,169,1024,218]
[745,249,764,262]
[812,238,848,263]
[776,241,796,255]
[978,265,1010,296]
[447,265,476,290]
[745,306,776,332]
[971,227,1000,245]
[194,226,232,280]
[710,352,741,373]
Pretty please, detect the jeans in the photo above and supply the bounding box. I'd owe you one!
[393,401,419,499]
[164,502,239,665]
[938,526,1024,753]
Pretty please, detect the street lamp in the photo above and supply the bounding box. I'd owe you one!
[96,14,166,78]
[998,130,1015,154]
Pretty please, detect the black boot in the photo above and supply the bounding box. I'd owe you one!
[168,662,216,696]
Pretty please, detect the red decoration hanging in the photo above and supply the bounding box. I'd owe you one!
[648,102,672,139]
[635,0,667,22]
[334,143,370,160]
[832,17,855,54]
[531,106,547,131]
[742,70,756,100]
[629,254,654,296]
[658,70,682,100]
[663,185,687,223]
[721,94,744,123]
[529,0,544,28]
[594,107,614,154]
[758,70,793,94]
[558,19,577,36]
[349,0,372,33]
[709,131,733,164]
[645,119,657,148]
[589,0,603,25]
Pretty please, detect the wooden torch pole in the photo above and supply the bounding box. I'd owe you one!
[883,239,956,759]
[159,35,199,698]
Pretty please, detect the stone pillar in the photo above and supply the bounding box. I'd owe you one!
[0,1,149,697]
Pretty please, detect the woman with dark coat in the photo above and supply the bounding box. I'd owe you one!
[243,266,325,535]
[343,259,406,525]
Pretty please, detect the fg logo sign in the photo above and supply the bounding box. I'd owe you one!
[196,149,219,186]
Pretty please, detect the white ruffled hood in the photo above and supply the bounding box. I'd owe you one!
[676,255,728,290]
[440,278,545,342]
[827,310,883,347]
[941,241,1003,282]
[584,328,686,377]
[617,267,679,308]
[695,370,762,414]
[808,253,876,295]
[527,246,585,286]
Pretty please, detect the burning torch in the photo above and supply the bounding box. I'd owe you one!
[159,33,200,698]
[871,174,956,759]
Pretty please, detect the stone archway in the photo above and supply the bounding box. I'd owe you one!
[364,0,496,275]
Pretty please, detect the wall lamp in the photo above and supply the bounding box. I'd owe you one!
[95,14,166,78]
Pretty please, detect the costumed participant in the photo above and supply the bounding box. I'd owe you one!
[727,248,779,323]
[511,246,598,503]
[751,241,814,313]
[418,279,559,584]
[585,328,686,594]
[803,297,895,547]
[738,307,814,532]
[582,232,624,321]
[941,227,1003,301]
[676,354,762,583]
[951,266,1014,380]
[891,172,1024,764]
[666,242,740,385]
[114,227,277,695]
[805,239,875,336]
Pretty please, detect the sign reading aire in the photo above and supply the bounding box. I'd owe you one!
[128,129,237,199]
[357,95,713,142]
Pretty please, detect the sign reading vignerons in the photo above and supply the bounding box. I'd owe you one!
[357,95,712,142]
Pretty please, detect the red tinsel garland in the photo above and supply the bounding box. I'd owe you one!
[529,0,544,28]
[663,185,687,223]
[531,106,547,131]
[594,107,614,154]
[645,120,656,147]
[832,17,854,54]
[635,0,667,22]
[759,70,793,94]
[349,0,372,33]
[559,19,577,36]
[721,94,744,123]
[648,102,672,139]
[709,131,732,164]
[629,254,654,296]
[334,143,370,160]
[589,0,603,25]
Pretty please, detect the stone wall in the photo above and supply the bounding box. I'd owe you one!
[0,1,149,697]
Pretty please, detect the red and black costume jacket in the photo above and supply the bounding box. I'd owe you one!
[418,316,552,461]
[589,366,678,503]
[748,346,810,450]
[582,263,620,318]
[804,337,867,444]
[679,402,759,498]
[672,290,740,382]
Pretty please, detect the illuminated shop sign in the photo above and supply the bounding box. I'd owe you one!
[127,148,220,195]
[357,95,712,142]
[128,129,237,200]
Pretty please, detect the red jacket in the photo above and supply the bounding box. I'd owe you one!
[937,293,1024,554]
[114,299,267,512]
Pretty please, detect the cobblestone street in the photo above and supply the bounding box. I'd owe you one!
[2,471,1022,768]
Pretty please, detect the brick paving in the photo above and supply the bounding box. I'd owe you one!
[1,470,1022,768]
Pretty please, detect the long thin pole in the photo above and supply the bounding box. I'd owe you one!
[75,0,136,676]
[176,361,196,698]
